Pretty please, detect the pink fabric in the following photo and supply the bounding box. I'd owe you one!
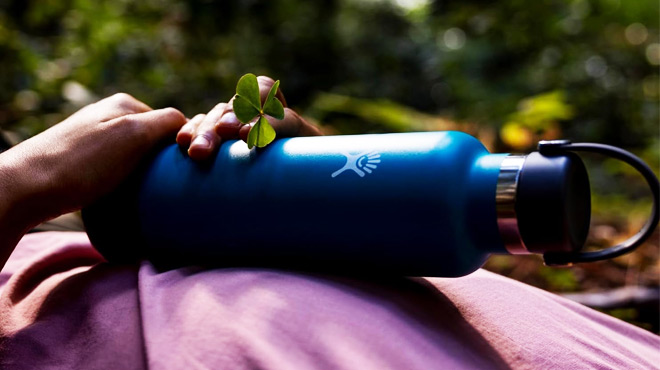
[1,232,658,369]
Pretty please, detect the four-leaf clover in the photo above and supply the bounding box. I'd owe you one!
[233,73,285,148]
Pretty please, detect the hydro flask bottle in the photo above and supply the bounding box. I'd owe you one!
[83,131,659,277]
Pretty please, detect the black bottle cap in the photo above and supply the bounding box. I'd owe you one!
[515,152,591,254]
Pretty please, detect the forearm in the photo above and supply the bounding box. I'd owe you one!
[0,147,52,269]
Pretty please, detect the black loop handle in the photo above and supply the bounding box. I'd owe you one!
[538,140,660,266]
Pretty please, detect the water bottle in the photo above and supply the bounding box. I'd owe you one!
[82,132,659,277]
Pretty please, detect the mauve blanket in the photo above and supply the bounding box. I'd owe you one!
[0,232,658,369]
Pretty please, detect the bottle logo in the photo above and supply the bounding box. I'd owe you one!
[331,151,381,178]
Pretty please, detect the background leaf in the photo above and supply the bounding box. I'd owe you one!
[236,73,261,111]
[233,95,260,123]
[247,115,276,148]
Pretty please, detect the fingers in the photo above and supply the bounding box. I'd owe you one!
[174,78,281,160]
[184,102,228,161]
[179,75,322,159]
[237,108,322,142]
[176,114,206,147]
[176,101,233,161]
[215,111,242,139]
[221,75,295,142]
[215,76,284,140]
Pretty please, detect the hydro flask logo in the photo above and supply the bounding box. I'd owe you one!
[331,151,381,178]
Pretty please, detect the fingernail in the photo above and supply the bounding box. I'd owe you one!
[191,135,211,149]
[218,112,240,127]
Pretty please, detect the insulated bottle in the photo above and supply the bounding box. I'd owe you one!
[83,131,659,277]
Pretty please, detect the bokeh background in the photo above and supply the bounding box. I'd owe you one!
[1,0,658,331]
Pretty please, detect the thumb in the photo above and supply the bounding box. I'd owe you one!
[136,107,187,143]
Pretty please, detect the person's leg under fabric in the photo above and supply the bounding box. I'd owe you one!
[138,258,659,369]
[0,232,146,370]
[2,232,659,369]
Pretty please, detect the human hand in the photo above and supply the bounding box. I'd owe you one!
[0,93,186,238]
[176,76,322,160]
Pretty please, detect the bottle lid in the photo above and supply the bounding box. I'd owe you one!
[498,140,658,265]
[515,151,591,254]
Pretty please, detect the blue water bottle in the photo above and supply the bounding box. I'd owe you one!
[83,132,659,277]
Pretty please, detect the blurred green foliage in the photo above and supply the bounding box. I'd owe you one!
[538,265,579,291]
[1,0,657,149]
[501,91,573,148]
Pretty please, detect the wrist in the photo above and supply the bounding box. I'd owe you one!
[0,147,50,239]
[0,154,33,267]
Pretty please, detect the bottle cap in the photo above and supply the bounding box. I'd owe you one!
[515,151,591,254]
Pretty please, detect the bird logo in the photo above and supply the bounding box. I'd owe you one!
[331,151,381,178]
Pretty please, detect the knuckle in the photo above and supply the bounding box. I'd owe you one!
[227,96,236,108]
[108,92,142,111]
[197,132,214,142]
[161,107,186,122]
[191,113,206,122]
[212,102,228,111]
[257,75,275,85]
[283,107,298,120]
[110,92,137,104]
[179,121,195,134]
[208,102,228,116]
[109,114,132,126]
[201,121,219,135]
[109,115,149,139]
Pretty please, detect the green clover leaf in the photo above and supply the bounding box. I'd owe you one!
[262,80,284,119]
[247,115,277,148]
[233,73,284,149]
[233,95,260,123]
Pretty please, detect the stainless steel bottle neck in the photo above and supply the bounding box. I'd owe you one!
[496,155,530,255]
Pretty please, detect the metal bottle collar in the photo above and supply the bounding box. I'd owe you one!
[495,155,529,255]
